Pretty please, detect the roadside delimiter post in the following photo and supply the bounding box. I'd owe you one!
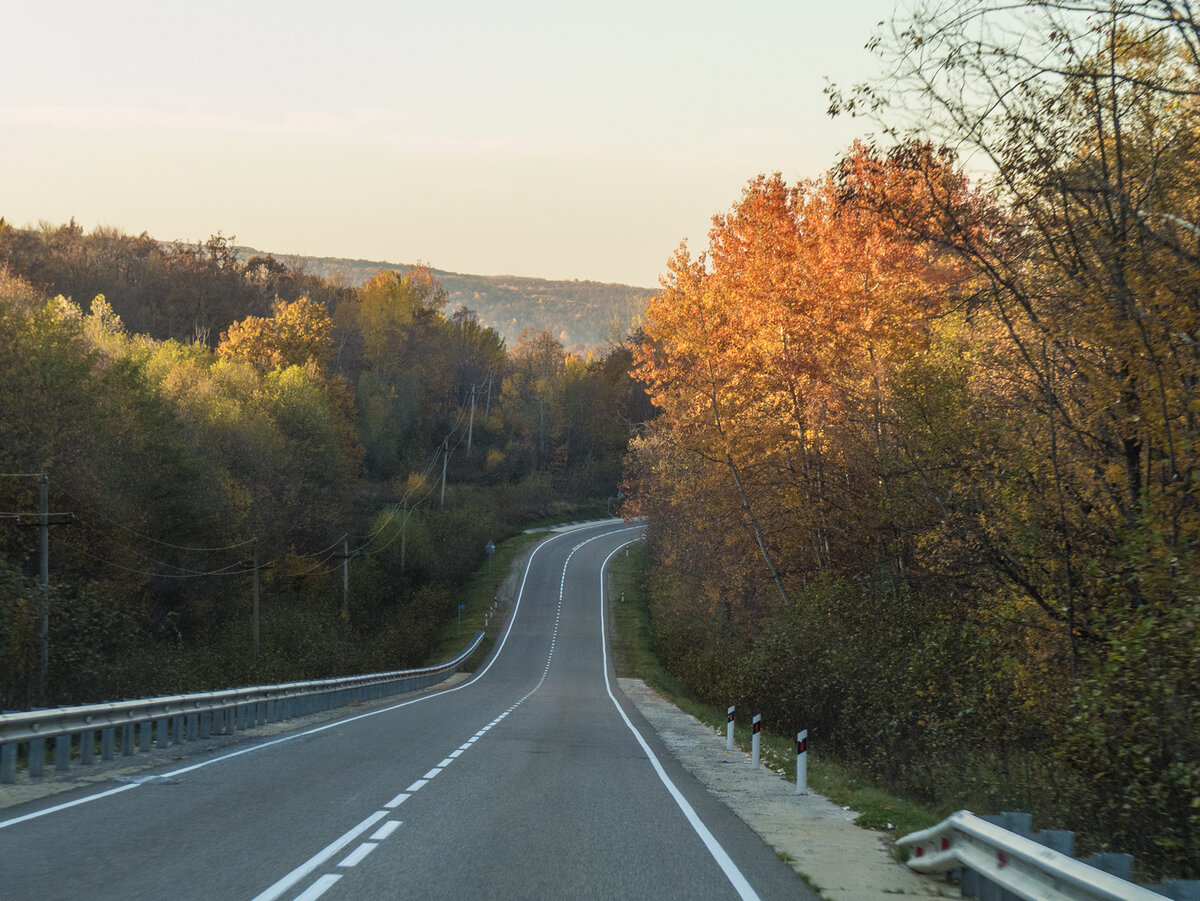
[751,714,762,767]
[796,729,808,794]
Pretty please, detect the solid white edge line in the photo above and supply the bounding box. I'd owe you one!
[293,874,341,901]
[598,539,761,901]
[0,527,622,832]
[250,810,387,901]
[0,783,139,830]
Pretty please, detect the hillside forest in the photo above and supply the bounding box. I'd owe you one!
[626,1,1200,879]
[258,251,655,354]
[0,224,650,712]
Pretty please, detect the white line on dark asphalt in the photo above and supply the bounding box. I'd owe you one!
[0,526,636,835]
[599,539,761,901]
[369,821,402,841]
[249,810,388,901]
[292,874,340,901]
[337,842,378,867]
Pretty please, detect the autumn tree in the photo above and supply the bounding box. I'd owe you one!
[822,0,1200,872]
[217,296,335,373]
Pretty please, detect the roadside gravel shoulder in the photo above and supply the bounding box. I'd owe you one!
[618,677,957,901]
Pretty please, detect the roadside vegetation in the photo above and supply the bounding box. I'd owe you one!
[623,2,1200,879]
[607,543,941,845]
[0,227,648,711]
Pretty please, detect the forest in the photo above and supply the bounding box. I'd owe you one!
[0,221,648,713]
[257,250,655,354]
[626,1,1200,879]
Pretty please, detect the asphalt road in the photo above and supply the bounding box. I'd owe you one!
[0,522,812,900]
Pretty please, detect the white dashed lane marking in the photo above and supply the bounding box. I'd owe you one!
[337,843,379,868]
[369,821,402,841]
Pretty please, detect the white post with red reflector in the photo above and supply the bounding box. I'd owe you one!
[751,714,762,767]
[796,729,808,794]
[726,706,735,752]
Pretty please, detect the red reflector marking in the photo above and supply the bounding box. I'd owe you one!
[941,837,950,851]
[998,852,1008,868]
[915,847,924,857]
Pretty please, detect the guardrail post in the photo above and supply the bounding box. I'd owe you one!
[1036,829,1074,856]
[726,706,735,752]
[200,712,211,738]
[138,722,151,752]
[29,738,44,776]
[122,723,134,755]
[186,714,198,741]
[55,735,70,772]
[155,718,169,748]
[80,729,94,765]
[1086,853,1133,881]
[1,743,15,783]
[101,727,114,761]
[1161,880,1200,900]
[795,730,808,794]
[172,716,183,745]
[751,714,762,767]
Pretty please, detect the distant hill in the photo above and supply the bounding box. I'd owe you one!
[247,250,656,353]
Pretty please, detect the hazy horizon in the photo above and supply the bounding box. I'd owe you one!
[3,1,901,287]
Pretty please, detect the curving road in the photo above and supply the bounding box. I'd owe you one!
[0,522,812,900]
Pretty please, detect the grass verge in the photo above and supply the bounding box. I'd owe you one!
[429,531,544,665]
[606,544,943,848]
[430,506,617,666]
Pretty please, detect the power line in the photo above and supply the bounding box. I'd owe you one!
[52,483,255,552]
[49,534,250,579]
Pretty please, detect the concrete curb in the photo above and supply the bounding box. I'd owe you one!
[617,678,958,900]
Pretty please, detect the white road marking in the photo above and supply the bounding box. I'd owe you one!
[384,792,410,808]
[0,528,640,834]
[405,779,429,792]
[449,749,464,757]
[0,783,138,830]
[369,821,402,841]
[423,768,442,779]
[293,874,341,901]
[598,539,761,901]
[338,842,378,867]
[249,810,387,901]
[438,757,454,767]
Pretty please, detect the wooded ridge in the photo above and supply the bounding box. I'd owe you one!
[245,249,655,353]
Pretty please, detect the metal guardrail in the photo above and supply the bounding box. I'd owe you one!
[0,632,484,784]
[898,810,1200,900]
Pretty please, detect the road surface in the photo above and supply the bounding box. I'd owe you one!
[0,521,812,900]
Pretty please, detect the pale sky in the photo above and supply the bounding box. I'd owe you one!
[1,1,901,287]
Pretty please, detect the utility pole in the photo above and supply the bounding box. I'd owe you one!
[467,385,476,452]
[252,538,260,657]
[38,475,49,705]
[3,472,74,706]
[342,534,349,623]
[440,438,449,508]
[485,373,493,416]
[400,498,408,575]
